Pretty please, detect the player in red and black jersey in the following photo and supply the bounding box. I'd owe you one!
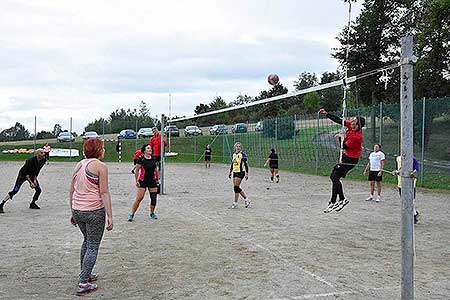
[319,108,365,213]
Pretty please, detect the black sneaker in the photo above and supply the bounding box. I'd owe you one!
[414,211,420,224]
[0,203,4,213]
[324,202,337,213]
[334,199,349,212]
[270,176,274,182]
[276,176,280,183]
[29,202,40,209]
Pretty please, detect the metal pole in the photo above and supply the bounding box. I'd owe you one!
[420,97,426,185]
[135,119,138,150]
[379,102,383,145]
[160,114,165,195]
[69,117,73,161]
[400,34,415,300]
[102,120,105,140]
[33,116,37,151]
[293,115,297,170]
[315,112,319,174]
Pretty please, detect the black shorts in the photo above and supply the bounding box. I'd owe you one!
[233,172,245,179]
[138,179,157,189]
[205,155,211,161]
[269,164,278,170]
[133,159,138,165]
[368,171,383,182]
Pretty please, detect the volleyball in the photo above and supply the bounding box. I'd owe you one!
[267,74,279,85]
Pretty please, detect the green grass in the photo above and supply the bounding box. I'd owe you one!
[1,129,449,190]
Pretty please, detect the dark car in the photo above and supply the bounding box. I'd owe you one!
[231,123,248,134]
[209,124,228,135]
[164,125,179,137]
[117,129,137,139]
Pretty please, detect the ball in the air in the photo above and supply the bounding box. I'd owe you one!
[267,74,279,85]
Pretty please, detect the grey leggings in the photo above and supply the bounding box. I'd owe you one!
[72,208,105,283]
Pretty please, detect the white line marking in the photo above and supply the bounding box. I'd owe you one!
[190,209,333,288]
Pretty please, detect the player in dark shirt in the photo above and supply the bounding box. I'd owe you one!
[1,149,47,213]
[204,144,212,168]
[264,148,280,183]
[128,144,160,221]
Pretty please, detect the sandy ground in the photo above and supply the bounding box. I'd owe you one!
[0,161,449,300]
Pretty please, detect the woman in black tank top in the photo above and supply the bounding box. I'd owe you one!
[128,144,160,221]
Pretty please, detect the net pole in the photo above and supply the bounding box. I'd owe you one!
[160,114,165,195]
[315,112,320,174]
[379,102,383,145]
[400,34,415,300]
[420,97,426,185]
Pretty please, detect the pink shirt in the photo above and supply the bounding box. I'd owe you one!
[72,158,104,211]
[43,145,51,153]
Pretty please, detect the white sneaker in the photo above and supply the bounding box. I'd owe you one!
[376,196,381,202]
[244,198,251,208]
[365,195,373,201]
[231,202,238,209]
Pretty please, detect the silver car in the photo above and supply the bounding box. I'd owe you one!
[138,128,154,138]
[57,132,75,142]
[83,131,99,140]
[184,126,202,136]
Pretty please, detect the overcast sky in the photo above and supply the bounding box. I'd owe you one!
[0,0,362,133]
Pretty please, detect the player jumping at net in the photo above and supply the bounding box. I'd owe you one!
[319,108,365,213]
[0,149,46,213]
[264,148,279,183]
[128,144,160,221]
[228,142,251,209]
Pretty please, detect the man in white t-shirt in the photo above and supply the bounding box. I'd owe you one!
[363,144,385,202]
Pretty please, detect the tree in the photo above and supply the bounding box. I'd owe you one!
[0,122,30,142]
[256,83,289,117]
[138,100,150,117]
[319,71,343,111]
[304,92,322,113]
[53,124,63,136]
[36,131,54,139]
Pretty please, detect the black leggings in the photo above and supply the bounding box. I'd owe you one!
[329,155,359,203]
[9,176,41,202]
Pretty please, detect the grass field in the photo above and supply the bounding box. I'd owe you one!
[1,125,449,190]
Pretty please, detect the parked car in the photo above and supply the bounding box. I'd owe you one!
[57,132,75,143]
[231,123,248,134]
[164,125,180,137]
[255,121,264,132]
[117,129,137,139]
[83,131,99,140]
[184,125,203,136]
[137,127,154,138]
[209,124,228,135]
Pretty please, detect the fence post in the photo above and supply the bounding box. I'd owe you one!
[315,112,319,174]
[69,117,73,161]
[293,115,297,170]
[33,116,37,151]
[135,119,138,151]
[420,97,426,186]
[102,120,105,140]
[379,102,383,145]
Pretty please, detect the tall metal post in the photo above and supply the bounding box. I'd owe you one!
[102,120,105,140]
[400,34,415,300]
[33,116,37,151]
[135,119,138,150]
[420,97,426,185]
[160,115,165,194]
[293,115,297,170]
[69,117,73,161]
[379,102,383,145]
[315,112,320,174]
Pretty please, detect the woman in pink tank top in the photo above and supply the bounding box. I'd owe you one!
[69,138,113,296]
